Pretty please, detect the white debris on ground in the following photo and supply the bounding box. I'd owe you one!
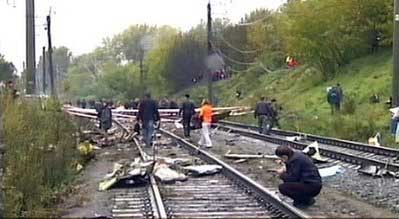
[98,158,153,191]
[184,165,223,176]
[286,136,303,142]
[319,165,345,178]
[153,159,187,183]
[303,141,328,163]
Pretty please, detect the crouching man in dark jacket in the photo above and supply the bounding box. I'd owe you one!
[274,145,322,208]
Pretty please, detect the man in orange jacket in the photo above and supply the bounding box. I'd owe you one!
[198,99,213,148]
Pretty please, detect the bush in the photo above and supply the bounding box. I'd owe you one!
[330,115,376,142]
[342,93,357,115]
[1,97,78,217]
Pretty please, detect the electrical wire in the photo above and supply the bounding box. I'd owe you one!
[217,50,258,66]
[214,33,263,54]
[210,41,258,66]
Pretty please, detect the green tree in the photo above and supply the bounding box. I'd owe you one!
[0,54,16,82]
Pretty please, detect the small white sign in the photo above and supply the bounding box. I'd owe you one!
[395,14,399,21]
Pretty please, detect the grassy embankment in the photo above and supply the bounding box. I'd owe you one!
[180,50,396,147]
[0,95,79,217]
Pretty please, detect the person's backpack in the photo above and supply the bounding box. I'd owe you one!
[328,88,339,104]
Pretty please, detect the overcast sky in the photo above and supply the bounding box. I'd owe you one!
[0,0,285,72]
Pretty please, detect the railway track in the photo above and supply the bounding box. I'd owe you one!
[111,127,310,219]
[216,120,399,172]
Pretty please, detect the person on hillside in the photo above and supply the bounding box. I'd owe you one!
[198,99,213,148]
[271,99,282,129]
[138,93,160,147]
[235,90,242,100]
[274,145,322,208]
[179,94,196,138]
[254,97,273,134]
[100,101,113,145]
[327,86,341,114]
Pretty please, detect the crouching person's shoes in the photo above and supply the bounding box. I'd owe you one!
[293,198,315,209]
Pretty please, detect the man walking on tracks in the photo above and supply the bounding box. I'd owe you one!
[254,97,273,134]
[138,93,160,147]
[100,101,113,145]
[179,94,196,138]
[198,99,213,148]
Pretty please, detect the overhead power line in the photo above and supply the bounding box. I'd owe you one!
[216,49,258,66]
[214,33,262,54]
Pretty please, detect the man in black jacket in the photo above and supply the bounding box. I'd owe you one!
[179,94,196,138]
[138,93,160,147]
[254,97,273,134]
[274,145,322,208]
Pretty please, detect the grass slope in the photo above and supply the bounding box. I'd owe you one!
[180,50,397,147]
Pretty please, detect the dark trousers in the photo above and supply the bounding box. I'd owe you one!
[258,115,271,134]
[279,182,322,204]
[183,116,192,137]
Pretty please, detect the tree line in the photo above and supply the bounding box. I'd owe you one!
[49,0,393,102]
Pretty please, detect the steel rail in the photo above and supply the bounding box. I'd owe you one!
[219,120,399,158]
[133,136,168,219]
[160,128,310,219]
[216,122,399,172]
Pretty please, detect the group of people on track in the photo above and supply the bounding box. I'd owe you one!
[89,91,321,209]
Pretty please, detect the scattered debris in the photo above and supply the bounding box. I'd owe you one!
[302,141,328,163]
[161,157,193,167]
[368,133,381,146]
[357,164,399,178]
[224,138,236,146]
[184,165,222,176]
[153,159,187,183]
[158,138,173,146]
[224,150,278,160]
[76,163,84,172]
[78,141,96,160]
[98,177,118,191]
[98,158,152,191]
[286,136,303,142]
[234,159,248,164]
[174,120,183,129]
[319,165,344,178]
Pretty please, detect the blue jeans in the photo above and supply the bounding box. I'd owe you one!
[143,120,154,146]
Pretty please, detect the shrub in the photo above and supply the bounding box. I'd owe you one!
[1,97,78,217]
[342,93,357,115]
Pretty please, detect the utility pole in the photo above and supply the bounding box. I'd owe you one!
[46,14,56,97]
[207,2,213,104]
[26,0,36,94]
[139,48,144,96]
[42,46,46,94]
